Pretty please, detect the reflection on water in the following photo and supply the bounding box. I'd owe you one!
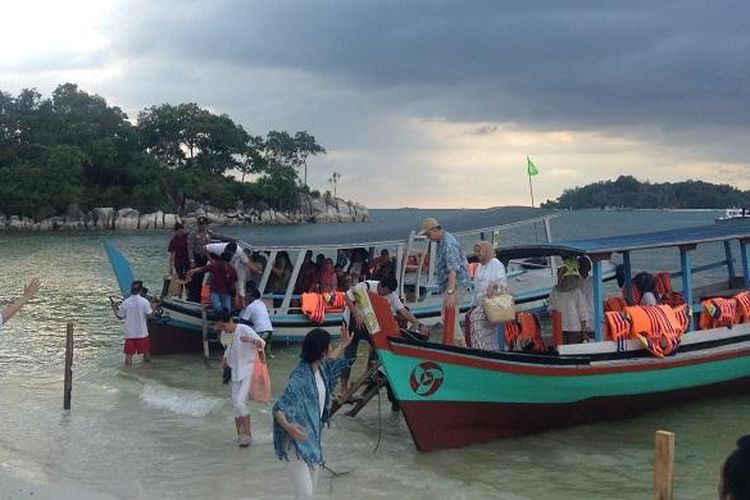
[0,209,747,499]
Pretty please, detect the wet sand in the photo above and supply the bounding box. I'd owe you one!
[0,466,118,500]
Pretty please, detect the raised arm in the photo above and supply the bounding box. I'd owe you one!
[1,278,41,325]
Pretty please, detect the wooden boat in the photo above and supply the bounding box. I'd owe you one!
[105,207,616,354]
[370,223,750,451]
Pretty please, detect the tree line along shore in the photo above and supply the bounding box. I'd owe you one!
[542,175,748,210]
[0,83,365,230]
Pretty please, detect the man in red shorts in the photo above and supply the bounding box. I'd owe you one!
[115,280,153,365]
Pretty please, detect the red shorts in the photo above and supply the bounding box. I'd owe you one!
[124,337,150,355]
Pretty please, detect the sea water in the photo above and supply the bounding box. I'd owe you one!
[0,209,746,499]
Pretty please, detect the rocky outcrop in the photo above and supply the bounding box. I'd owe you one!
[0,194,369,231]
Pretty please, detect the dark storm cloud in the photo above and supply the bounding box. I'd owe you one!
[107,0,750,132]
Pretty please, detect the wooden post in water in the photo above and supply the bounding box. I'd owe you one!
[63,322,74,410]
[654,430,675,500]
[201,307,210,365]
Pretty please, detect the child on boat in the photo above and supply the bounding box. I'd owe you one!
[216,311,265,448]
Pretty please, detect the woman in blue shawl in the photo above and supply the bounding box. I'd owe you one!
[273,325,353,499]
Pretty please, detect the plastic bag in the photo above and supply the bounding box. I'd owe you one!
[249,357,272,404]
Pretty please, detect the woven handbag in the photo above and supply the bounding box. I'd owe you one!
[483,288,515,324]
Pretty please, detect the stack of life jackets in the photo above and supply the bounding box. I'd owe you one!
[504,312,546,353]
[301,291,348,324]
[604,304,688,357]
[699,297,737,330]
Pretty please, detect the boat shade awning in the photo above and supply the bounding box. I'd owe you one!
[238,206,559,249]
[497,223,750,260]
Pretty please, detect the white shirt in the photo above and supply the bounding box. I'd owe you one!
[472,258,508,306]
[117,295,152,339]
[315,368,326,419]
[343,280,404,324]
[223,324,264,382]
[240,299,273,332]
[206,242,250,294]
[548,286,592,332]
[581,275,594,308]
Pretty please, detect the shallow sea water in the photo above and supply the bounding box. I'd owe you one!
[0,208,746,499]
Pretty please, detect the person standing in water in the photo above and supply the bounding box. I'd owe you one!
[240,286,274,357]
[273,325,353,499]
[1,278,41,334]
[115,280,153,365]
[216,311,265,448]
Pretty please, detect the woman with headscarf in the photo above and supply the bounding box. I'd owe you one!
[548,259,592,344]
[273,325,353,499]
[468,241,508,351]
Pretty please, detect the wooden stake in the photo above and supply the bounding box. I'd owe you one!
[654,430,675,500]
[201,307,209,365]
[63,322,73,410]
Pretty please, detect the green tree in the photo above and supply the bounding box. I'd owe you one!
[293,130,326,187]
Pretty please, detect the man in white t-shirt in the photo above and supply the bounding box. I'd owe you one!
[240,287,273,356]
[0,278,41,335]
[340,275,424,393]
[115,280,153,365]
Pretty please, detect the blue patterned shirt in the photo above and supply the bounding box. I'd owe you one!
[435,231,470,293]
[273,357,353,465]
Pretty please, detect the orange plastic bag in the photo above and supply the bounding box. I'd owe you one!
[249,357,272,404]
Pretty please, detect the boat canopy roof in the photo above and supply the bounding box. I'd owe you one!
[238,206,559,250]
[498,223,750,260]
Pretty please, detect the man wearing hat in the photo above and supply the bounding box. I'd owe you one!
[115,280,153,365]
[186,216,213,302]
[420,217,470,347]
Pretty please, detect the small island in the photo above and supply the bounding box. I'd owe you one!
[0,83,368,230]
[542,175,749,210]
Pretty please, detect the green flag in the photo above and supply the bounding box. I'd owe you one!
[527,157,539,176]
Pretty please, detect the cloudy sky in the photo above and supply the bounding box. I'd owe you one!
[2,0,749,208]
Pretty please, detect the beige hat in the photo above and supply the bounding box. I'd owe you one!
[419,217,441,235]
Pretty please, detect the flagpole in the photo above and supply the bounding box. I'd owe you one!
[527,156,535,207]
[528,172,535,208]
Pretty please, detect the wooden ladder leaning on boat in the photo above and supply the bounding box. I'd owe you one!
[330,360,387,417]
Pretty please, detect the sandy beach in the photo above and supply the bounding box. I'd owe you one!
[0,465,117,500]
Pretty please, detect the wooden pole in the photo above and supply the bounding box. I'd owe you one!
[63,322,73,410]
[654,430,675,500]
[201,307,209,365]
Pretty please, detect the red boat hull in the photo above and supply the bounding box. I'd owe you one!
[399,376,750,451]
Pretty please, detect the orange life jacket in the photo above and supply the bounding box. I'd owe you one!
[201,284,210,307]
[605,311,631,341]
[551,310,563,347]
[405,253,431,273]
[625,305,683,357]
[699,297,736,330]
[301,292,326,324]
[655,272,673,295]
[505,312,545,352]
[605,296,628,312]
[672,304,691,334]
[322,291,346,312]
[733,291,750,324]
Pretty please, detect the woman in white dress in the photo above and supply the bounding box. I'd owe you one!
[468,241,508,351]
